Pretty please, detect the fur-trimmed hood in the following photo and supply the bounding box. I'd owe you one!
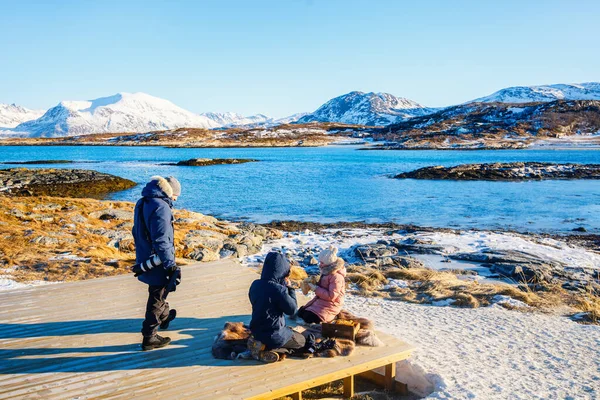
[320,258,346,277]
[142,176,174,200]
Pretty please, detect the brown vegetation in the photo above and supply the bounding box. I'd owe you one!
[0,196,278,284]
[345,264,600,322]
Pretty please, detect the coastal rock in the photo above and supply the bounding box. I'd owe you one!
[29,235,60,246]
[187,248,220,262]
[394,162,600,181]
[0,168,136,199]
[355,244,398,259]
[387,238,450,255]
[89,209,134,221]
[166,158,259,167]
[451,250,560,283]
[183,235,224,253]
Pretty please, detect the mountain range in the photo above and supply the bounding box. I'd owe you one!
[0,104,45,129]
[1,82,599,137]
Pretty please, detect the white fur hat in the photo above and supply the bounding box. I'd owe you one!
[149,175,181,198]
[165,176,181,196]
[318,245,338,266]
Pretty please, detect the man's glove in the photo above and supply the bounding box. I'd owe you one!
[165,266,182,294]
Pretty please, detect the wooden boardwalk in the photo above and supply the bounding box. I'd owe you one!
[0,260,414,399]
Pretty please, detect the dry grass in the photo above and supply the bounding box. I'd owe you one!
[346,264,599,321]
[574,294,600,323]
[0,195,252,283]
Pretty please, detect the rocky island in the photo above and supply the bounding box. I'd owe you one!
[0,168,136,198]
[394,162,600,181]
[0,122,371,148]
[164,158,259,166]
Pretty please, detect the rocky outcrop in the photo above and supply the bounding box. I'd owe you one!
[165,158,259,167]
[2,160,74,164]
[373,100,600,149]
[0,168,136,199]
[394,162,600,181]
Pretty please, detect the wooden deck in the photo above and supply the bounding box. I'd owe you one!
[0,260,414,399]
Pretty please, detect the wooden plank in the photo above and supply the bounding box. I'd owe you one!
[343,375,354,398]
[0,260,414,400]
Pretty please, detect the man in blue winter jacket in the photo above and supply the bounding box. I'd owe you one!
[132,176,181,351]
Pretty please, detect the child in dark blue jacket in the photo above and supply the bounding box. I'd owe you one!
[248,252,305,362]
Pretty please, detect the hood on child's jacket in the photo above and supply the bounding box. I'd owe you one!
[320,258,346,277]
[249,251,297,349]
[261,252,290,285]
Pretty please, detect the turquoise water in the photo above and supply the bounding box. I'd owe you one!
[1,145,599,232]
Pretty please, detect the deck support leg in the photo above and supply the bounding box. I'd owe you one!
[291,391,302,400]
[396,382,409,395]
[343,375,355,398]
[384,362,396,392]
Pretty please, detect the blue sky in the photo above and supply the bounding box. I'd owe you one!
[1,0,598,117]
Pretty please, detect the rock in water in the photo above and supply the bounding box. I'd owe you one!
[394,162,600,181]
[0,168,136,199]
[166,158,259,167]
[2,160,74,165]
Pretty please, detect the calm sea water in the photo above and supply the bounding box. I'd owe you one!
[1,145,599,233]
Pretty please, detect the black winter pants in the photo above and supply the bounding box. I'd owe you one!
[141,285,170,337]
[297,306,323,324]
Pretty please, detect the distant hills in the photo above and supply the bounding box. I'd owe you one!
[297,91,436,126]
[472,83,600,104]
[1,82,599,137]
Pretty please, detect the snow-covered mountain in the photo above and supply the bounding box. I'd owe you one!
[275,112,309,125]
[200,112,272,127]
[13,92,220,137]
[0,104,45,128]
[472,82,600,104]
[297,91,435,126]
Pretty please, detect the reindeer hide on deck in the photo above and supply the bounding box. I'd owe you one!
[212,310,383,360]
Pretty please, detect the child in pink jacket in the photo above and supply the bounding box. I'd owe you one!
[297,246,346,324]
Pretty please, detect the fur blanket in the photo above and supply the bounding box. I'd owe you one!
[211,322,356,360]
[212,310,383,360]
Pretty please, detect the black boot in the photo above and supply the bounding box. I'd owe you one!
[160,309,177,330]
[142,334,171,351]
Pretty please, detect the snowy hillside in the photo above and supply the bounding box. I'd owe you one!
[273,112,309,125]
[200,112,272,127]
[473,82,600,103]
[297,91,435,126]
[202,112,308,128]
[0,104,45,128]
[13,92,220,138]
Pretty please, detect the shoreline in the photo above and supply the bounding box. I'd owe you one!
[1,139,600,150]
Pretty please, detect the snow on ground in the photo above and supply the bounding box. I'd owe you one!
[424,230,600,271]
[246,228,600,272]
[345,295,600,399]
[0,276,57,291]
